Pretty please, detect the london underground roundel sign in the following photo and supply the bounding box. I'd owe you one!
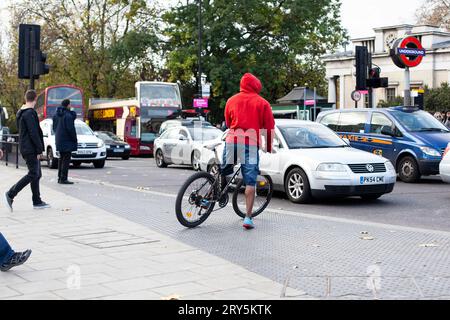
[390,36,426,68]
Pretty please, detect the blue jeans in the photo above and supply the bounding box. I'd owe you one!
[0,233,14,265]
[221,143,259,187]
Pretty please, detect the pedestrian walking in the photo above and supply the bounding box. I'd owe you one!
[4,90,50,211]
[52,99,77,185]
[0,149,33,272]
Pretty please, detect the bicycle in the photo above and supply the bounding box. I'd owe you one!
[175,143,274,228]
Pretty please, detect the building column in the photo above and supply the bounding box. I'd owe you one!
[328,77,337,105]
[339,76,345,109]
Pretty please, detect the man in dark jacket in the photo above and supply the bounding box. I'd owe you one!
[4,90,50,211]
[52,99,77,184]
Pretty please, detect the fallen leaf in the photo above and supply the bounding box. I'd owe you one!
[312,244,321,248]
[61,208,71,212]
[360,231,369,235]
[161,294,181,300]
[360,236,375,241]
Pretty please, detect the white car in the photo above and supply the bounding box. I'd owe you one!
[440,143,450,183]
[200,120,397,203]
[40,119,107,169]
[154,125,223,170]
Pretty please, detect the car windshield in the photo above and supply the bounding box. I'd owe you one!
[279,124,347,149]
[188,128,223,141]
[97,132,122,142]
[76,123,94,136]
[390,110,449,132]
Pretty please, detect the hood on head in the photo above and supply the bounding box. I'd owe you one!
[240,73,262,94]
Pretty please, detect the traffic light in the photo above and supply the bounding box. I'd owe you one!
[355,46,368,91]
[18,24,40,79]
[366,66,388,88]
[18,24,50,88]
[34,49,50,76]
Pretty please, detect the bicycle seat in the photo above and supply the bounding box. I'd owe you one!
[204,142,223,151]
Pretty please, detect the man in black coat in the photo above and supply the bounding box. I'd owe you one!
[52,99,77,185]
[4,90,50,211]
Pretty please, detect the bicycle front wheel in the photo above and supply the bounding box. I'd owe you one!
[232,175,273,219]
[175,172,217,228]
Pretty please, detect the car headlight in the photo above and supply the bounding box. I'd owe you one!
[420,146,441,157]
[105,145,111,149]
[97,141,104,148]
[385,160,395,172]
[316,163,347,172]
[125,145,131,149]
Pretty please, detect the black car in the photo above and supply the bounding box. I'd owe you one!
[95,131,131,160]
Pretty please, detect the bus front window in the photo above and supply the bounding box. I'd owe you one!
[140,84,181,108]
[47,87,83,117]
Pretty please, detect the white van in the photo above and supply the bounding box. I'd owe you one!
[40,119,107,169]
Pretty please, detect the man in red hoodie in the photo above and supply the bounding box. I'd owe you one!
[221,73,275,229]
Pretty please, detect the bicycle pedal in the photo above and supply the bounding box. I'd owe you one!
[218,194,229,208]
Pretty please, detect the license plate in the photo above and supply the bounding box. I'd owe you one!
[113,149,124,153]
[360,176,384,185]
[77,150,92,155]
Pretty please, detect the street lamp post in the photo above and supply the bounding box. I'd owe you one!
[197,0,203,97]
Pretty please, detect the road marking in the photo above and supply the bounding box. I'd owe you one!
[70,176,450,237]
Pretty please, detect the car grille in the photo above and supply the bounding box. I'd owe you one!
[348,163,386,174]
[78,143,98,149]
[72,153,97,159]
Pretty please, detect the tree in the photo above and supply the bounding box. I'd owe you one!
[378,96,404,108]
[424,83,450,112]
[417,0,450,29]
[163,0,348,123]
[7,0,162,98]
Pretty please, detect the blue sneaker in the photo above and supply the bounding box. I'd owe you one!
[243,217,255,230]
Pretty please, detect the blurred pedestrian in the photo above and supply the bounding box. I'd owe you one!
[52,99,77,185]
[434,112,444,123]
[445,111,450,129]
[4,90,50,212]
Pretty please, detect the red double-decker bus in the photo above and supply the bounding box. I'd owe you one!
[36,85,85,121]
[88,82,182,156]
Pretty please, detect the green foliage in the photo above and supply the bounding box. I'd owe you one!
[377,96,404,108]
[0,0,348,127]
[424,83,450,113]
[163,0,348,123]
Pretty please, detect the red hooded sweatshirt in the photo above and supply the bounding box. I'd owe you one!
[225,73,275,152]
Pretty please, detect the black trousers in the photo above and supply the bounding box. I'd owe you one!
[58,152,72,182]
[8,154,42,205]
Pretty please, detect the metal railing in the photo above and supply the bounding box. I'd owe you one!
[0,134,20,169]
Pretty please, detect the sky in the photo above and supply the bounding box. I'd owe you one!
[0,0,428,43]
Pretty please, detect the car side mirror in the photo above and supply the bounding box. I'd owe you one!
[381,126,394,136]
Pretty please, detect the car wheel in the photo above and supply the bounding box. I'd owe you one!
[361,194,383,201]
[72,161,82,168]
[93,159,105,169]
[155,149,167,168]
[398,156,420,183]
[47,147,58,169]
[285,167,312,204]
[191,150,201,171]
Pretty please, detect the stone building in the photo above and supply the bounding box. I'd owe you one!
[323,24,450,109]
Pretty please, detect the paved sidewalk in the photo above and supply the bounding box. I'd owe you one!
[0,167,306,300]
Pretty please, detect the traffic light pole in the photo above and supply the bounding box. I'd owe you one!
[368,53,373,108]
[404,67,411,106]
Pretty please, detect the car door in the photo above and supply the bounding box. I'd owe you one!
[337,111,370,152]
[367,112,395,160]
[260,130,285,187]
[162,128,179,163]
[178,128,192,165]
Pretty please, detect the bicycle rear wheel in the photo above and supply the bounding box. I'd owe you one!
[175,172,217,228]
[232,175,273,219]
